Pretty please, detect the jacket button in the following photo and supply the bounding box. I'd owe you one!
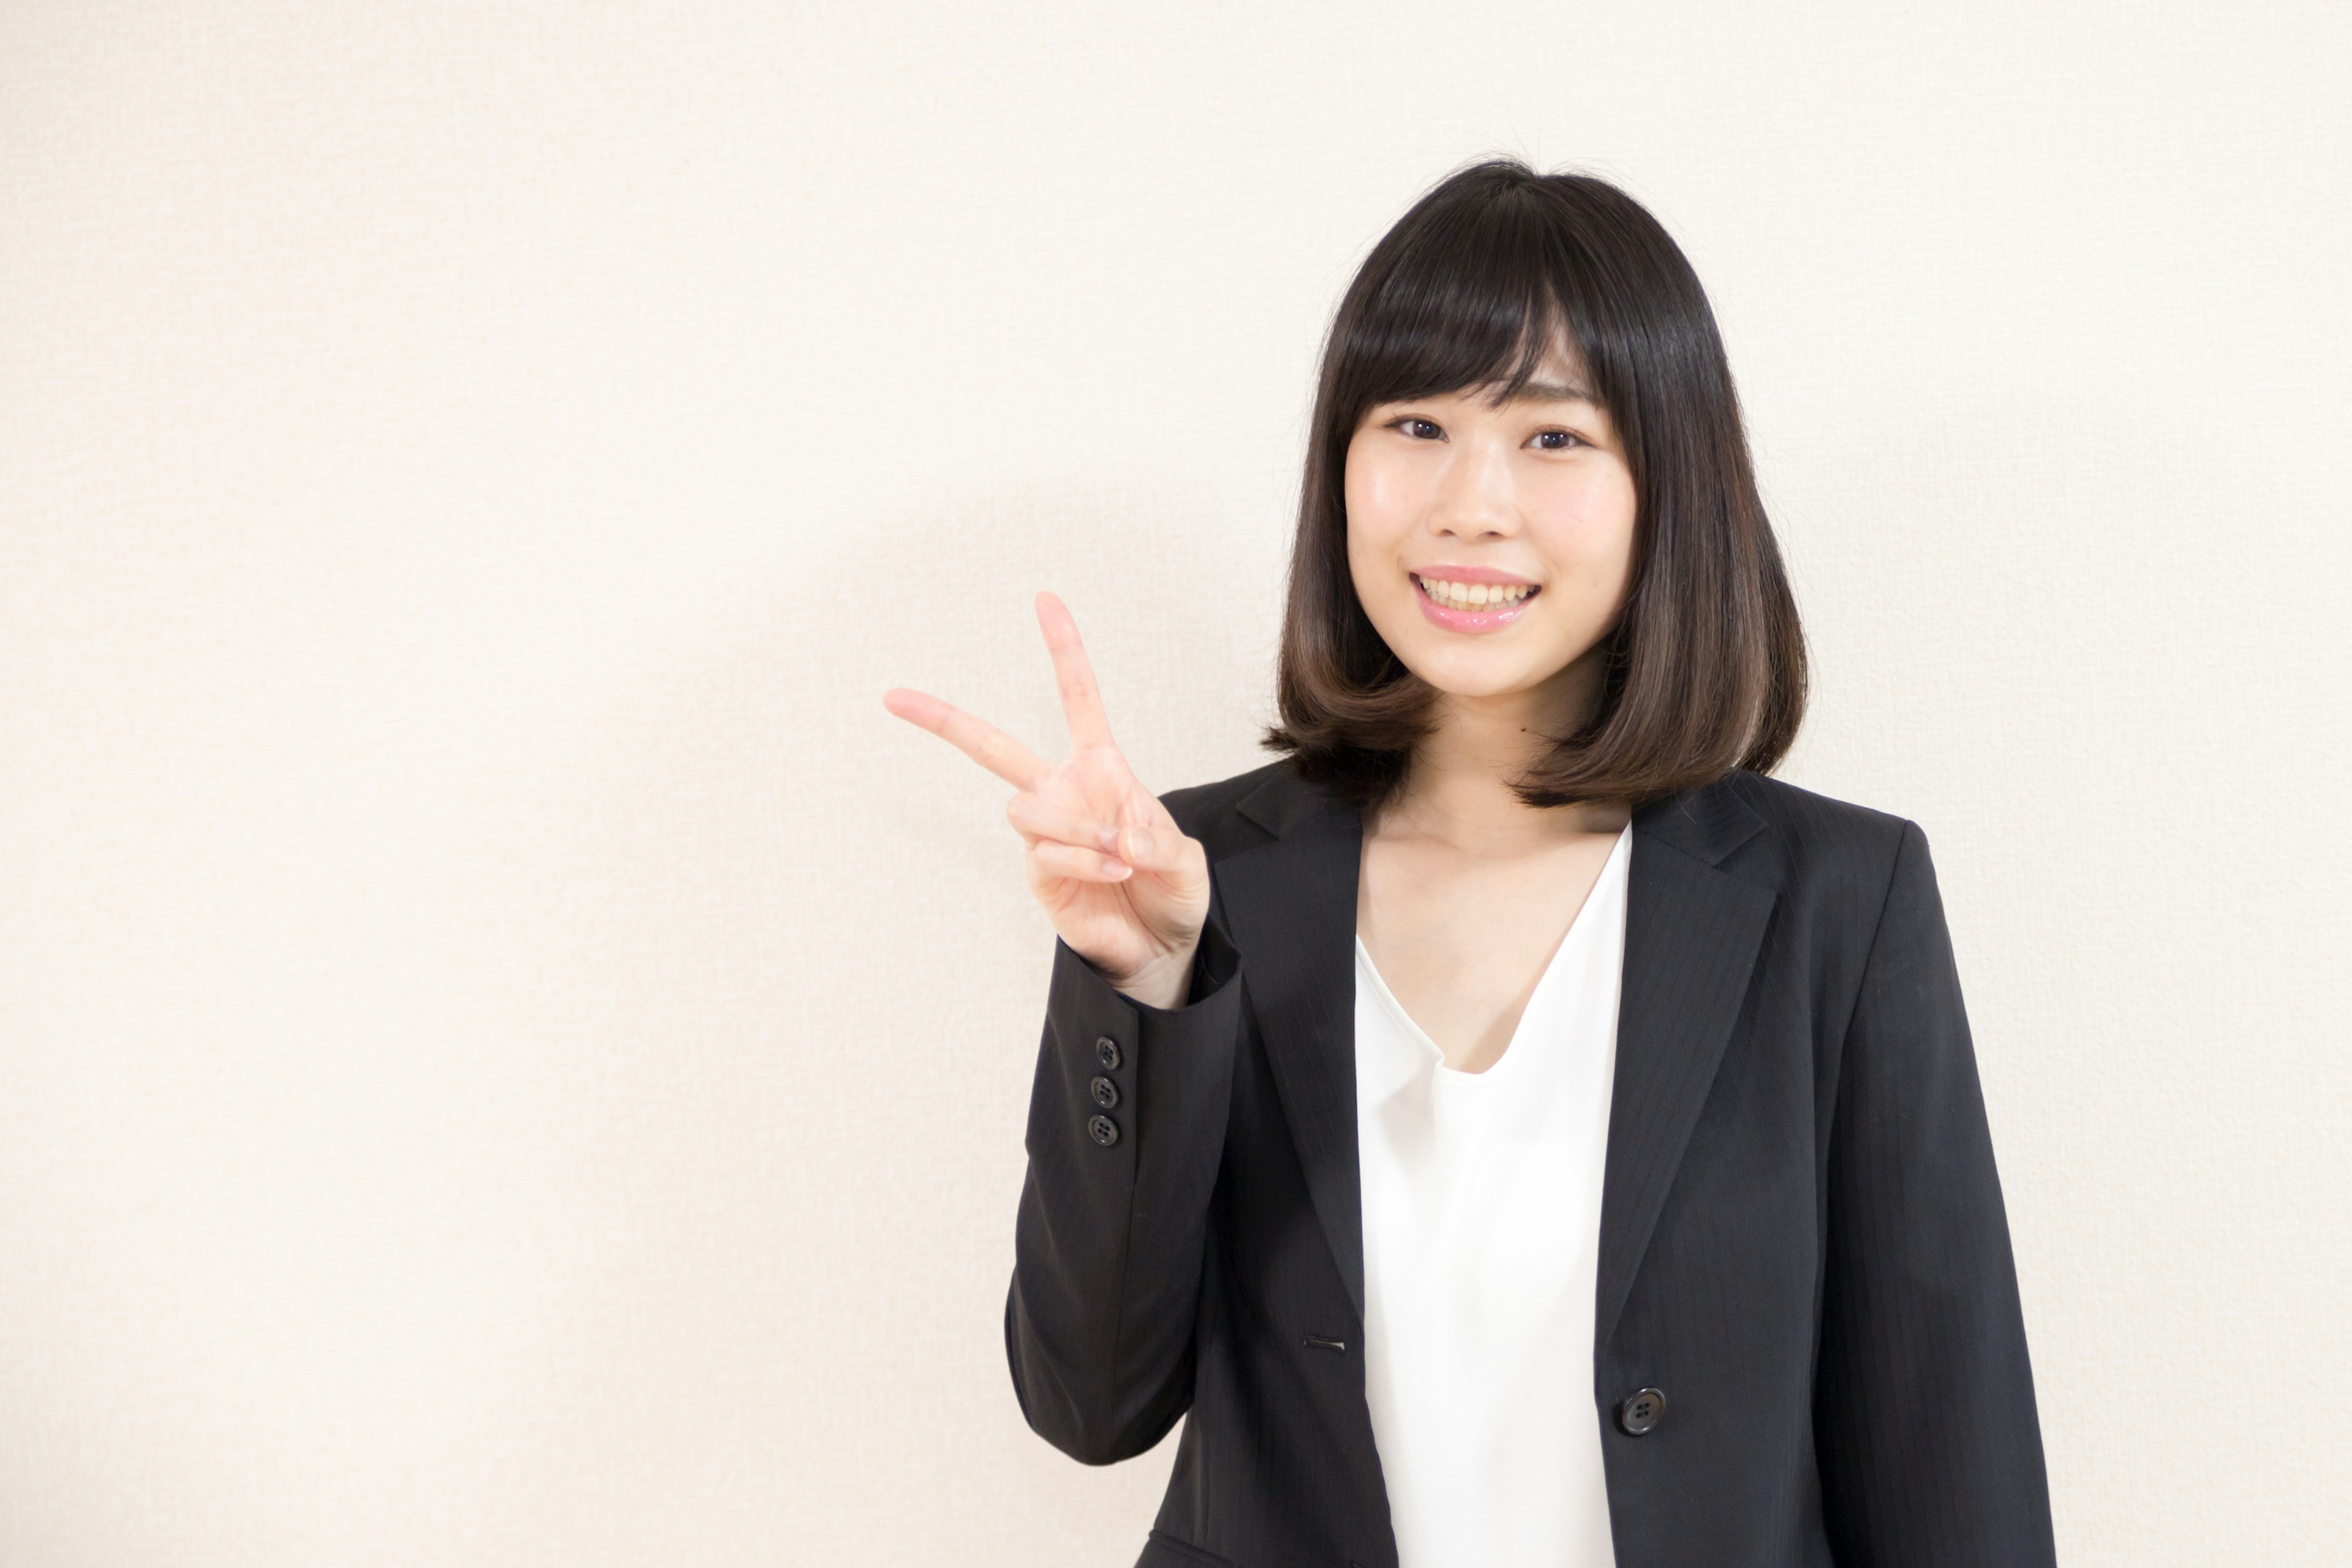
[1087,1114,1120,1147]
[1616,1388,1667,1435]
[1090,1076,1120,1109]
[1095,1036,1121,1071]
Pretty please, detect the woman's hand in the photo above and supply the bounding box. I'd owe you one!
[884,592,1212,1010]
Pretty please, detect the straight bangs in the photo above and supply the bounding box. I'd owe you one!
[1338,198,1586,417]
[1267,159,1807,812]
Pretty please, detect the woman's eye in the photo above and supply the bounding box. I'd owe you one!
[1394,418,1444,440]
[1531,429,1585,451]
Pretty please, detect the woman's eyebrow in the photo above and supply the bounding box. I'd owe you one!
[1504,378,1599,405]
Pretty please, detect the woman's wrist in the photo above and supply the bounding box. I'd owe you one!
[1108,940,1202,1011]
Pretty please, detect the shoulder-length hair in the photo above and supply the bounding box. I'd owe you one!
[1265,159,1807,810]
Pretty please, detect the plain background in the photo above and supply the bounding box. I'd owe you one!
[4,2,2348,1562]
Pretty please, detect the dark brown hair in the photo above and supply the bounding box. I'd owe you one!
[1265,159,1807,810]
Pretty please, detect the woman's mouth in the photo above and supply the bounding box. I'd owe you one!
[1411,571,1539,631]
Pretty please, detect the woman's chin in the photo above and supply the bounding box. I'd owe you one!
[1382,633,1597,708]
[1400,657,1555,704]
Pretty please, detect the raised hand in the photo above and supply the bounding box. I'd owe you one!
[883,592,1212,1009]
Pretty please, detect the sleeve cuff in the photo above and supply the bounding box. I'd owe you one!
[1036,913,1246,1163]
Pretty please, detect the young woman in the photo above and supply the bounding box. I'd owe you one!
[885,160,2055,1568]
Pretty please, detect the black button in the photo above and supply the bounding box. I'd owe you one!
[1087,1114,1120,1147]
[1095,1036,1121,1071]
[1616,1387,1667,1435]
[1090,1076,1120,1109]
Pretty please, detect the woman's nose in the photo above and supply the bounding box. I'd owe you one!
[1428,440,1518,540]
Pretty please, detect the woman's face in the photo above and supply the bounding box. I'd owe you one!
[1343,353,1640,714]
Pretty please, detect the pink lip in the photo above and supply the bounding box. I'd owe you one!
[1411,564,1536,586]
[1411,571,1539,635]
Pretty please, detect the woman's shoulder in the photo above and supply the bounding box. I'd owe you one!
[1716,768,1916,857]
[1705,769,1939,924]
[1156,758,1330,861]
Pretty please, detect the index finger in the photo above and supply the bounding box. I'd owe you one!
[1035,590,1114,748]
[882,687,1050,790]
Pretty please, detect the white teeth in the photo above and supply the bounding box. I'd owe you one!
[1417,575,1533,610]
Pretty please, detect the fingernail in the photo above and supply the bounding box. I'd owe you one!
[1096,826,1121,851]
[1126,831,1153,861]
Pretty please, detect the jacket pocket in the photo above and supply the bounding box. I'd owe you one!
[1137,1529,1238,1568]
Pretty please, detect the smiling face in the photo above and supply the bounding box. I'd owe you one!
[1342,350,1640,723]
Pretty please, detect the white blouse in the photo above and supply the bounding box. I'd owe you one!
[1352,822,1633,1568]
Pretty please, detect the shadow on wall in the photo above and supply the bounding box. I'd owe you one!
[452,481,1280,1559]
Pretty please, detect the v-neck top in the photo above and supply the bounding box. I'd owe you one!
[1352,821,1634,1568]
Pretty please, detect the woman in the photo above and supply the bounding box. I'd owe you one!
[885,160,2055,1567]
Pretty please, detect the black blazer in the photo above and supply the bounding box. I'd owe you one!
[1005,760,2056,1568]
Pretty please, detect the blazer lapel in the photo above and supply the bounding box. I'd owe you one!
[1594,778,1778,1349]
[1216,774,1369,1322]
[1205,767,1777,1342]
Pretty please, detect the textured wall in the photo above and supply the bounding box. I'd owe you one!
[4,3,2347,1562]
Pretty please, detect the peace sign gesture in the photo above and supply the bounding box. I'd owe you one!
[884,592,1211,1010]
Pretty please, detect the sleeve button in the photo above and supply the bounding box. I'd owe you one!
[1090,1076,1120,1110]
[1087,1114,1120,1147]
[1616,1388,1667,1435]
[1095,1036,1121,1071]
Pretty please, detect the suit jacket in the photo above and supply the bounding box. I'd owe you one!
[1005,759,2056,1567]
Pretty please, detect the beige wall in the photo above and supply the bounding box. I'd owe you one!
[4,3,2348,1562]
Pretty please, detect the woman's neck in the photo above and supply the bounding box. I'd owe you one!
[1379,677,1629,852]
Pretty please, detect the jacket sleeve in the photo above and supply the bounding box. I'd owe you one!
[1814,820,2058,1565]
[1003,908,1245,1465]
